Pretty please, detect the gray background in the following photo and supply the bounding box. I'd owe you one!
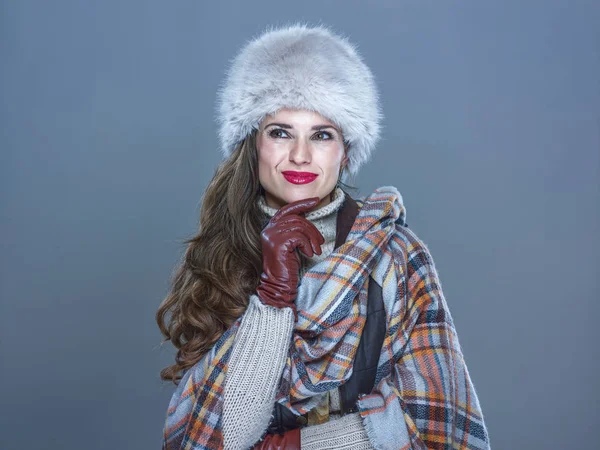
[1,1,598,449]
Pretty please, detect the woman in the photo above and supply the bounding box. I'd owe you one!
[157,25,490,449]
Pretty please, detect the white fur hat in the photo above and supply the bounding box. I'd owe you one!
[217,24,382,176]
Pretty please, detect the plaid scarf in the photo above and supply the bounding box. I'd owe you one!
[163,186,489,449]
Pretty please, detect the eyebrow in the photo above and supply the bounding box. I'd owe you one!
[263,122,340,132]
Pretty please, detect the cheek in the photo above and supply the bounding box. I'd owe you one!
[256,136,270,166]
[258,149,276,167]
[257,154,269,184]
[257,145,281,184]
[317,146,345,175]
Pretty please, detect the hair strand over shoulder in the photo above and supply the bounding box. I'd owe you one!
[156,132,267,383]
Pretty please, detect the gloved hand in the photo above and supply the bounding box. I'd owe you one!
[256,197,325,320]
[253,428,301,450]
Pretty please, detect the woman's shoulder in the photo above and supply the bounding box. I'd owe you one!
[353,185,437,265]
[353,185,417,237]
[352,185,408,226]
[394,224,437,269]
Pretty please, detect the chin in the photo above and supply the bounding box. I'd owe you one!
[267,185,330,209]
[283,190,323,204]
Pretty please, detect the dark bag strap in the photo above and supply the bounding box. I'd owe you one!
[338,277,386,415]
[334,193,387,414]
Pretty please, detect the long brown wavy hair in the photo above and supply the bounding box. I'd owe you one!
[156,131,268,383]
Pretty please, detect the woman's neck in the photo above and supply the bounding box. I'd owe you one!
[258,188,346,274]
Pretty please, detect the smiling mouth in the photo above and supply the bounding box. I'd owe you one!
[282,171,319,185]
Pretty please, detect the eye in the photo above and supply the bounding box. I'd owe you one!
[312,131,334,141]
[268,128,290,139]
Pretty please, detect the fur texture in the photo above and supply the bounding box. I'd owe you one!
[217,24,382,176]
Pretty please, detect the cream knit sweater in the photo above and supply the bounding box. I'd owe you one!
[222,189,374,449]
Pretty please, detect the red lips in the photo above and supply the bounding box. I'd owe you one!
[282,171,319,185]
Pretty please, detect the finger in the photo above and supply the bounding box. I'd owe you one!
[276,224,320,250]
[287,235,315,258]
[273,216,325,245]
[273,225,321,258]
[271,197,320,221]
[275,219,324,255]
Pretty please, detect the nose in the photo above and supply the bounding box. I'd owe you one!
[288,139,311,165]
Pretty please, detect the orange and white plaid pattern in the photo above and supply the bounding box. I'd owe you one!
[163,187,489,449]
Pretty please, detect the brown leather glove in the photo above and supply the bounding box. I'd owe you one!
[252,428,301,450]
[256,197,325,320]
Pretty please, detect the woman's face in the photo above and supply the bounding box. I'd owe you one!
[256,108,348,210]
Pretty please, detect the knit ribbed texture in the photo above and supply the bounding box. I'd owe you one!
[329,387,342,412]
[222,295,295,450]
[301,413,374,449]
